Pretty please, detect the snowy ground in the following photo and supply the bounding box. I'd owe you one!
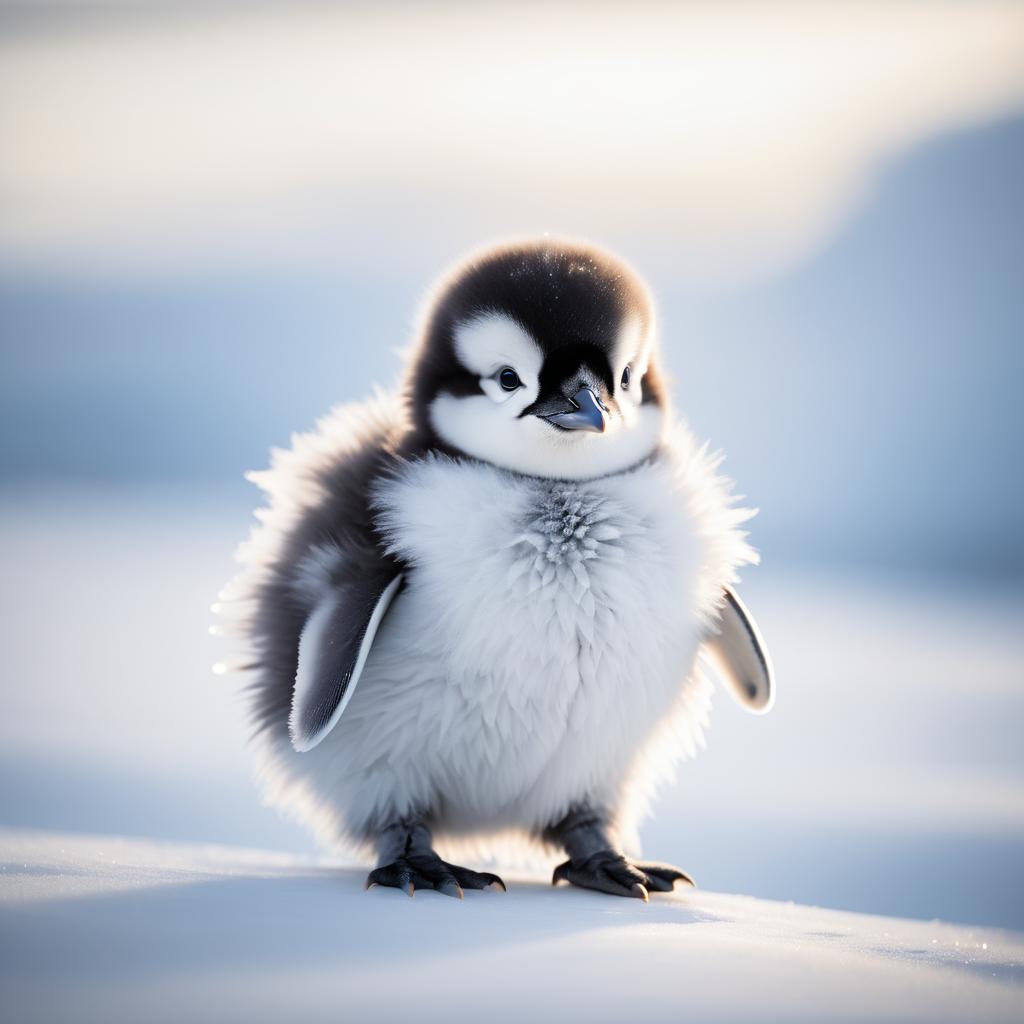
[0,485,1022,1020]
[2,829,1022,1023]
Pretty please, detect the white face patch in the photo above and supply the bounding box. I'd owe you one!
[611,314,651,422]
[453,313,543,408]
[432,312,666,481]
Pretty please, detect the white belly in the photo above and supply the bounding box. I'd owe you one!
[302,456,710,838]
[258,439,755,854]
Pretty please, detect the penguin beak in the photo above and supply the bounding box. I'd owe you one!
[543,386,607,434]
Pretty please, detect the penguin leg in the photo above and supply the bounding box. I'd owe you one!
[543,806,695,901]
[364,820,506,899]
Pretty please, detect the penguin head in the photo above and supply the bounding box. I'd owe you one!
[407,240,667,480]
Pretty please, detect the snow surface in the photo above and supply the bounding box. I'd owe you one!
[2,828,1022,1024]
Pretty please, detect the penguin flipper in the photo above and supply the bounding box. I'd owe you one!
[703,585,774,714]
[289,573,404,752]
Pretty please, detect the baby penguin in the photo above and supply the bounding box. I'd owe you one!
[228,239,773,900]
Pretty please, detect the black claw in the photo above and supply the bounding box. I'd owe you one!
[365,855,497,899]
[640,873,675,893]
[552,850,693,900]
[638,862,696,889]
[649,877,675,893]
[450,865,506,892]
[436,877,464,900]
[365,861,416,896]
[630,883,649,902]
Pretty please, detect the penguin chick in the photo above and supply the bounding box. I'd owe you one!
[228,239,773,900]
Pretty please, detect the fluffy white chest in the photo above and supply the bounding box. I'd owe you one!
[348,454,711,832]
[252,422,756,851]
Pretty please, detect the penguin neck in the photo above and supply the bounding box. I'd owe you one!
[397,424,665,485]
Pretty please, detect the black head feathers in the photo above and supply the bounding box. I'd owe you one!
[405,239,666,443]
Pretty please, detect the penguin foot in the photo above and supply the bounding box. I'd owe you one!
[552,850,694,900]
[365,853,506,899]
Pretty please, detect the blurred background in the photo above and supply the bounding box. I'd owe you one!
[1,1,1022,928]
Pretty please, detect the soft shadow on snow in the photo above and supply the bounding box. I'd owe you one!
[5,842,1021,987]
[2,870,647,975]
[2,831,1023,1024]
[22,869,1003,980]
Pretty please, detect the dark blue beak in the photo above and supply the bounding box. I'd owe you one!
[543,387,607,433]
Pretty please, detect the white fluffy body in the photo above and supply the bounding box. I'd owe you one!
[236,395,757,861]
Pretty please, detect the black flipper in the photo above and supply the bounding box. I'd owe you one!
[289,573,404,752]
[703,585,774,714]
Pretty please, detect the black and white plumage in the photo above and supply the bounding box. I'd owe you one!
[226,240,773,900]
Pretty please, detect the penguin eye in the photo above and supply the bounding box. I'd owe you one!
[621,365,632,390]
[498,367,522,392]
